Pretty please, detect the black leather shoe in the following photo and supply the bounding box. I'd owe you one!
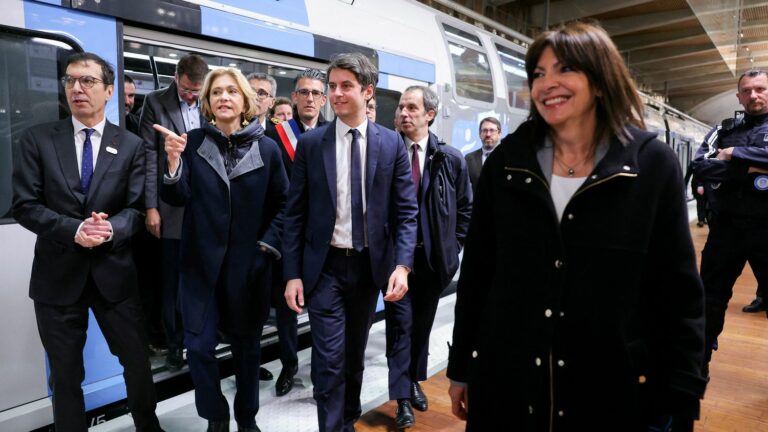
[237,425,261,432]
[276,364,298,396]
[206,420,229,432]
[165,348,184,372]
[410,381,428,412]
[259,367,273,381]
[148,343,169,357]
[742,297,765,313]
[395,399,415,429]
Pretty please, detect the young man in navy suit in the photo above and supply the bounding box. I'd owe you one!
[12,52,162,432]
[283,53,418,432]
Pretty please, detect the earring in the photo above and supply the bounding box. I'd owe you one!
[210,118,216,125]
[242,118,250,126]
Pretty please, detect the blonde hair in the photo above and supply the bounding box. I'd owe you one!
[200,68,259,122]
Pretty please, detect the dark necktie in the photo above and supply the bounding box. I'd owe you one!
[350,129,364,252]
[81,128,95,194]
[411,143,421,191]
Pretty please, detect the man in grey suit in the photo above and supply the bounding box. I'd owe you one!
[139,53,208,370]
[465,116,501,196]
[12,52,162,432]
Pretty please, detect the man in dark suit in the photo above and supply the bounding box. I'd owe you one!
[386,86,473,428]
[465,116,501,196]
[12,52,162,432]
[264,68,328,397]
[139,53,208,370]
[283,53,418,432]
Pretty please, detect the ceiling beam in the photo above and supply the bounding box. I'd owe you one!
[627,43,718,65]
[529,0,654,27]
[614,25,703,51]
[598,9,694,36]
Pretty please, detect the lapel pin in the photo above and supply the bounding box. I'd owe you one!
[106,146,118,154]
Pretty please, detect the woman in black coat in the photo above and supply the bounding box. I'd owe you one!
[157,67,288,432]
[447,22,706,431]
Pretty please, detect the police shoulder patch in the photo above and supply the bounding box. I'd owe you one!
[755,175,768,191]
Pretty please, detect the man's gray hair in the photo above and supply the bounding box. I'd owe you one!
[405,85,439,114]
[246,72,277,96]
[327,53,378,90]
[295,68,326,90]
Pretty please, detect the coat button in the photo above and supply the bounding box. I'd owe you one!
[554,259,563,269]
[566,213,574,220]
[559,311,565,317]
[524,177,532,184]
[590,174,598,180]
[623,165,631,171]
[558,410,564,417]
[544,309,553,318]
[472,350,478,358]
[507,174,512,180]
[535,357,542,366]
[638,375,647,384]
[528,405,534,414]
[557,359,565,367]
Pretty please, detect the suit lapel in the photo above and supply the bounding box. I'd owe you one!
[421,133,439,203]
[197,136,230,187]
[87,122,119,199]
[161,82,187,134]
[229,141,264,180]
[365,120,380,197]
[322,121,337,210]
[53,119,86,203]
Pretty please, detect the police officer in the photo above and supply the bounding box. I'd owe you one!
[692,69,768,376]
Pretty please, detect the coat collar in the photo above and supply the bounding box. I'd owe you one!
[159,81,187,134]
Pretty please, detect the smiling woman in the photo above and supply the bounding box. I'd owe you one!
[447,21,707,432]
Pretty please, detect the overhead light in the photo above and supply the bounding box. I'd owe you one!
[168,53,178,58]
[229,63,237,67]
[278,70,287,75]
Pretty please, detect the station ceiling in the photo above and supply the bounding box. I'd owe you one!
[425,0,768,124]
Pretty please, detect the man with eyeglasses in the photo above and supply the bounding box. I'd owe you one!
[262,68,328,397]
[139,53,208,372]
[465,117,501,196]
[246,73,278,136]
[12,52,163,432]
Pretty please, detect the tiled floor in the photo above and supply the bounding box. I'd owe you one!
[92,295,456,432]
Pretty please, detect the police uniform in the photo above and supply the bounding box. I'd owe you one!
[692,112,768,367]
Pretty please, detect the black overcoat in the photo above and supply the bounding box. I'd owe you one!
[447,121,706,430]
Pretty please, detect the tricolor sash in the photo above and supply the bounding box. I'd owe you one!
[275,118,302,161]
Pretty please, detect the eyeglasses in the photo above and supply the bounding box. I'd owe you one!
[295,89,324,98]
[255,89,273,99]
[61,75,103,89]
[480,128,499,134]
[179,87,201,97]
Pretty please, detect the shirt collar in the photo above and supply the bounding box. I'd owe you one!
[72,116,106,137]
[405,134,428,150]
[177,94,198,109]
[337,118,368,139]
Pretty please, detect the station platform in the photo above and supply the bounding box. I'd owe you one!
[93,218,767,432]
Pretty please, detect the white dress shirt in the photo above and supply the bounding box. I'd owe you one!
[331,119,368,249]
[72,116,107,175]
[405,135,428,179]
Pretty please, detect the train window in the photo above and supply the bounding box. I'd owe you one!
[123,39,312,120]
[443,24,483,47]
[0,27,78,223]
[496,44,529,110]
[447,42,494,103]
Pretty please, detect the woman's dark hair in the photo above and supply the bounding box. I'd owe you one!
[525,21,645,144]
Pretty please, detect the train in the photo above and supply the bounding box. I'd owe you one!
[0,0,711,430]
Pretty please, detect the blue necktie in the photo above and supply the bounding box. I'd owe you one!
[81,128,95,194]
[350,129,364,252]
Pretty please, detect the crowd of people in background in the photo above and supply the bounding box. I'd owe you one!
[14,17,768,432]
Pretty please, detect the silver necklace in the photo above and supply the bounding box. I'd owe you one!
[554,154,589,177]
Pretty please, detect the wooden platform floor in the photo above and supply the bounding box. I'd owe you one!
[357,222,768,431]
